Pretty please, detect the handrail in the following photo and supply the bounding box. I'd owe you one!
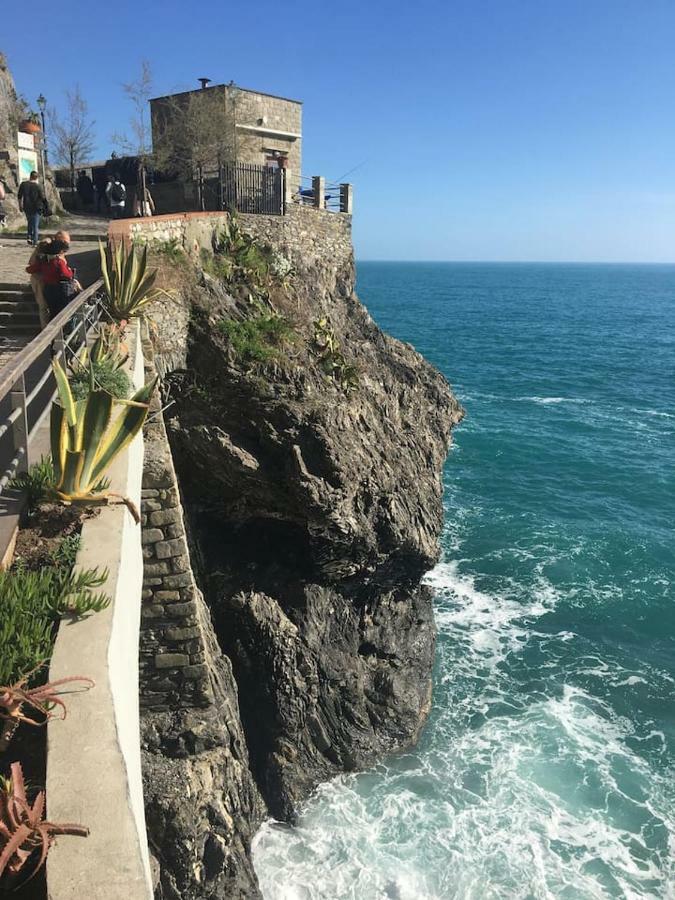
[0,278,104,401]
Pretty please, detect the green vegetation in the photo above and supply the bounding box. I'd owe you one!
[70,361,131,401]
[86,325,129,372]
[200,247,235,281]
[99,240,170,320]
[0,564,109,686]
[141,236,190,267]
[218,311,295,365]
[9,457,55,511]
[311,317,359,393]
[50,360,155,522]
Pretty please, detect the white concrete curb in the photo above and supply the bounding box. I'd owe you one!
[46,319,153,899]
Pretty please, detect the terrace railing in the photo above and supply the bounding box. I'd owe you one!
[0,279,105,498]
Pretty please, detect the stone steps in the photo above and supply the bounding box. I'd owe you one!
[0,284,41,345]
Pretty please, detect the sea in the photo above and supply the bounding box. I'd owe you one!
[252,262,675,900]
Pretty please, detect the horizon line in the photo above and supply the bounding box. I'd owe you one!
[355,258,675,265]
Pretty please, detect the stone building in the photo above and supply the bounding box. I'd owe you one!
[150,81,302,177]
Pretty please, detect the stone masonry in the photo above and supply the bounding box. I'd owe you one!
[139,327,213,710]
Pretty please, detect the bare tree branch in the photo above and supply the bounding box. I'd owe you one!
[49,86,96,191]
[152,88,237,178]
[112,60,154,165]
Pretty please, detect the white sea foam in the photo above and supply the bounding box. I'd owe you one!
[253,561,675,899]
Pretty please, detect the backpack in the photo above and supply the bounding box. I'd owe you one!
[111,182,126,203]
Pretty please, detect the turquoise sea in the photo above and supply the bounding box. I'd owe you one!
[253,263,675,899]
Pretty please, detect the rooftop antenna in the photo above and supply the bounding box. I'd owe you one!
[198,77,211,90]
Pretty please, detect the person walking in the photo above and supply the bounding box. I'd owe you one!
[17,171,46,245]
[135,184,155,217]
[76,170,94,210]
[106,173,127,219]
[0,178,6,230]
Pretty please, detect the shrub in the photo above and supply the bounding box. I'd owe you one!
[218,313,295,365]
[0,565,109,686]
[311,318,359,393]
[148,236,189,266]
[70,361,131,401]
[9,457,55,511]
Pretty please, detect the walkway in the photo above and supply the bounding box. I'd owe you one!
[0,213,107,364]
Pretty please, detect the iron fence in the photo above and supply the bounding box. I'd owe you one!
[219,162,284,215]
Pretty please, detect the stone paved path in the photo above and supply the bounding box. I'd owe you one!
[0,213,106,369]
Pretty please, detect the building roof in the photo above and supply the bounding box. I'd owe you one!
[150,83,302,105]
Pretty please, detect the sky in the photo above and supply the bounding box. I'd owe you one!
[4,0,675,262]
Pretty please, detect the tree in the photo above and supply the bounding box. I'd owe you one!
[153,89,236,176]
[50,86,96,192]
[112,60,154,167]
[153,88,241,210]
[112,60,155,208]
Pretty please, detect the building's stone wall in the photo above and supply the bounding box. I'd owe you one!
[150,83,301,179]
[233,87,302,176]
[139,329,213,711]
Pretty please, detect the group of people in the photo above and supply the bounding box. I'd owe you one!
[76,171,155,220]
[12,170,156,248]
[26,230,81,327]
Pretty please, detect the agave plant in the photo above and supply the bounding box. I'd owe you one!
[99,240,169,320]
[0,665,94,752]
[0,762,88,885]
[85,323,129,372]
[50,360,156,522]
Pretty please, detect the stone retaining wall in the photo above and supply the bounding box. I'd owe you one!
[108,205,352,275]
[139,327,212,711]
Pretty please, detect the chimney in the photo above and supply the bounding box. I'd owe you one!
[198,77,211,90]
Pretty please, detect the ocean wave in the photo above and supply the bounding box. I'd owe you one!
[514,396,595,405]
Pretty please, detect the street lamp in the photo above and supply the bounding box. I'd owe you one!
[36,94,48,168]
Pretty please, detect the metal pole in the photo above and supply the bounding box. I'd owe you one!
[40,108,48,166]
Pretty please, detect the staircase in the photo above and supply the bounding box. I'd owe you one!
[0,282,41,366]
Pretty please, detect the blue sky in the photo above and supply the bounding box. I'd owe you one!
[4,0,675,261]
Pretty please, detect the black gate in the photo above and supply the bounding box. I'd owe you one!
[219,162,284,216]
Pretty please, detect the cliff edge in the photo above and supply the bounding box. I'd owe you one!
[138,208,463,897]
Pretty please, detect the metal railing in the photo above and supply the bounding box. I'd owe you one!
[291,175,348,212]
[0,279,105,495]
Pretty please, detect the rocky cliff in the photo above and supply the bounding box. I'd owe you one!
[0,52,62,222]
[140,208,463,897]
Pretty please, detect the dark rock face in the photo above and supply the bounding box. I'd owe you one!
[163,246,463,823]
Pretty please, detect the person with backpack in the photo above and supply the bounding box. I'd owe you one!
[17,171,47,245]
[106,173,127,219]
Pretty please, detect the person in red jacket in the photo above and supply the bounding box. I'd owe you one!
[26,238,82,321]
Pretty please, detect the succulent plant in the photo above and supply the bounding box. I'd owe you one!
[50,360,156,522]
[0,666,94,752]
[86,323,129,372]
[99,240,170,320]
[0,762,88,885]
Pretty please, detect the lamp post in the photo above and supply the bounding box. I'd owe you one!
[36,94,48,173]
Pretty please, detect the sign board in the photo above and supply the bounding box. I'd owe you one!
[18,148,38,182]
[17,130,35,151]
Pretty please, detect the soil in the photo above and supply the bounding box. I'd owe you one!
[12,503,96,572]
